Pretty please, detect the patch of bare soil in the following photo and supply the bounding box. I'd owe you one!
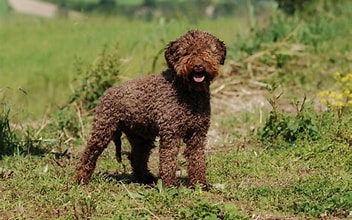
[207,75,269,151]
[206,39,321,150]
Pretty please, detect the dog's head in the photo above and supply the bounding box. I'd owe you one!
[165,30,226,91]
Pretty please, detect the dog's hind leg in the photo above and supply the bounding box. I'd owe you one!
[125,132,156,184]
[113,130,122,163]
[76,117,117,184]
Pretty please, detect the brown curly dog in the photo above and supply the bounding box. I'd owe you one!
[75,30,226,188]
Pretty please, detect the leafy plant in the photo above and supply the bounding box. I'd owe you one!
[70,44,121,112]
[43,44,121,148]
[259,85,319,148]
[177,199,247,220]
[178,199,221,219]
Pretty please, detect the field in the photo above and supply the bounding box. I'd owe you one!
[1,1,352,219]
[0,14,240,122]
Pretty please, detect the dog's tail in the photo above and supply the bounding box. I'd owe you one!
[113,131,122,163]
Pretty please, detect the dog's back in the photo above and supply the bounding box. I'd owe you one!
[96,69,211,141]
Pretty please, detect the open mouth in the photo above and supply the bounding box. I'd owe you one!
[192,72,206,83]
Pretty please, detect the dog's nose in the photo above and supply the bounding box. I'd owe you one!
[193,63,204,72]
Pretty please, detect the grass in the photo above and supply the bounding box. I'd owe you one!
[211,142,351,215]
[0,14,242,122]
[1,135,350,219]
[1,1,352,219]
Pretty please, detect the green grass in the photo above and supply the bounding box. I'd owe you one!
[209,141,352,215]
[0,1,8,15]
[1,1,352,219]
[0,14,243,122]
[1,136,351,219]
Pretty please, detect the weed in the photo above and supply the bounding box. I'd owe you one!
[177,199,248,220]
[0,108,19,157]
[258,85,319,148]
[70,44,121,112]
[316,71,352,144]
[44,44,121,148]
[0,103,49,157]
[178,199,222,219]
[318,72,352,118]
[55,105,80,139]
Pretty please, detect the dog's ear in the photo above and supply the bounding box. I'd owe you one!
[217,40,226,65]
[164,41,178,68]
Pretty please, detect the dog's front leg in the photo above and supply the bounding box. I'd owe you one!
[184,134,208,188]
[159,136,180,187]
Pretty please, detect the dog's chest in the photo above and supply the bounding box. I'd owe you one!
[155,91,211,132]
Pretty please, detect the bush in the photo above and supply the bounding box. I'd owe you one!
[46,44,121,145]
[275,0,307,15]
[258,85,319,149]
[70,44,121,112]
[0,44,121,157]
[259,81,352,149]
[274,0,348,16]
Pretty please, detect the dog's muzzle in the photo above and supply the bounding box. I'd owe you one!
[192,64,206,83]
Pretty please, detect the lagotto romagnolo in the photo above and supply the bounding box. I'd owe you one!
[76,30,226,188]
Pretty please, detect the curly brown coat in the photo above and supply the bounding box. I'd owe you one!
[75,30,226,188]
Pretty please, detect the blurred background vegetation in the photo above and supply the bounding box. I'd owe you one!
[1,0,348,20]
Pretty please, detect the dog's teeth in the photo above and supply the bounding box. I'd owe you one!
[193,75,205,83]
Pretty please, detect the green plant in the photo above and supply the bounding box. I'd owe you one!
[275,0,306,15]
[177,199,247,220]
[318,72,352,118]
[316,72,352,144]
[178,199,221,219]
[259,85,319,148]
[0,108,19,157]
[70,44,121,112]
[0,107,44,157]
[27,44,123,154]
[50,105,81,141]
[50,44,121,139]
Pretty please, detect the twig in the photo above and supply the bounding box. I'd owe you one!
[241,50,268,63]
[212,84,226,94]
[248,80,268,88]
[73,102,86,143]
[35,107,51,137]
[241,22,304,64]
[282,22,303,42]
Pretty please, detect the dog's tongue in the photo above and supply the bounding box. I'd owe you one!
[193,74,205,83]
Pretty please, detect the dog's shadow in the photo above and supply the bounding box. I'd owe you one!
[101,171,135,184]
[99,171,189,186]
